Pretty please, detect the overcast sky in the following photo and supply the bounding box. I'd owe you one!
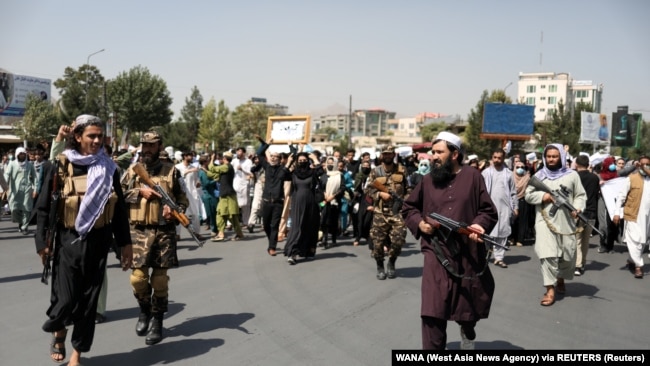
[3,0,649,120]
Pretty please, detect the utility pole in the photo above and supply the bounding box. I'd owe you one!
[348,95,352,149]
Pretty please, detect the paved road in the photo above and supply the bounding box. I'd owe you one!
[1,216,649,365]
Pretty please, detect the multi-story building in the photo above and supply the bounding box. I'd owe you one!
[313,108,396,137]
[517,72,603,122]
[250,97,289,116]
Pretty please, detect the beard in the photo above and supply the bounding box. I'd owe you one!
[142,151,160,165]
[382,157,394,165]
[430,156,454,183]
[545,160,561,171]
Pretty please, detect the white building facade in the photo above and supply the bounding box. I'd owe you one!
[517,72,603,122]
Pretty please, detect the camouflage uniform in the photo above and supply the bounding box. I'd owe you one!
[121,131,189,344]
[365,146,407,280]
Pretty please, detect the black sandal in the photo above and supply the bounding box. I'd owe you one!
[50,329,67,363]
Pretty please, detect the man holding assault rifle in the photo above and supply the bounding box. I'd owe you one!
[402,131,498,351]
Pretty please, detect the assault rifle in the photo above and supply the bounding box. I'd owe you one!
[132,163,206,247]
[42,160,61,284]
[528,176,603,237]
[428,212,509,251]
[370,180,403,215]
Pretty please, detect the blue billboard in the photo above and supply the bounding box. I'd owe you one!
[482,103,535,138]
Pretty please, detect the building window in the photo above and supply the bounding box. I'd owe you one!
[527,85,536,93]
[540,96,546,101]
[548,108,555,115]
[540,85,546,89]
[549,85,557,92]
[576,90,588,98]
[540,108,546,112]
[548,96,557,104]
[526,97,535,105]
[539,76,548,80]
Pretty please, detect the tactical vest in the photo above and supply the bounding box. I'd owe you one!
[57,154,118,230]
[373,163,405,214]
[127,162,175,225]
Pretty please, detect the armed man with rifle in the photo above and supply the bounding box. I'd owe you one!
[364,145,408,280]
[402,131,498,350]
[525,143,586,307]
[121,130,190,346]
[35,116,133,365]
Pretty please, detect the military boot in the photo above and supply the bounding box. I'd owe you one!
[145,314,164,345]
[135,303,152,336]
[387,257,397,279]
[376,259,387,280]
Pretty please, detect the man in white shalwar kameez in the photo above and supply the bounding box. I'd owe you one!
[232,147,252,224]
[525,143,586,306]
[614,156,650,279]
[482,148,518,268]
[175,151,202,236]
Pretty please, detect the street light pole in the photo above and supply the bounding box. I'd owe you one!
[85,48,105,106]
[503,81,513,94]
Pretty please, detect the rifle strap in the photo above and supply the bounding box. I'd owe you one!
[430,236,489,280]
[539,208,581,236]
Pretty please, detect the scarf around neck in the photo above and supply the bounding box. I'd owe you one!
[534,143,571,181]
[64,149,117,240]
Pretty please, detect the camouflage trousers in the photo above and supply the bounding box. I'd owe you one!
[130,223,177,314]
[370,212,406,260]
[131,223,179,268]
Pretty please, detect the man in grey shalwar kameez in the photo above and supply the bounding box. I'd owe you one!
[525,143,586,306]
[3,147,37,234]
[482,148,517,268]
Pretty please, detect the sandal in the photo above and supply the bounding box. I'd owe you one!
[494,260,508,268]
[50,329,67,363]
[211,235,225,242]
[540,292,555,306]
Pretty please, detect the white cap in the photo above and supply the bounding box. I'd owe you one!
[467,154,478,161]
[15,147,26,155]
[579,152,589,157]
[434,131,462,150]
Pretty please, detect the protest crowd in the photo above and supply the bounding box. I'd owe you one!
[1,117,649,359]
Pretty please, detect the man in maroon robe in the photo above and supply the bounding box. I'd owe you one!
[402,131,497,350]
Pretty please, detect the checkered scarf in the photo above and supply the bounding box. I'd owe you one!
[64,149,117,240]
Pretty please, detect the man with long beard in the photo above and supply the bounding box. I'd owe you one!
[525,143,586,306]
[365,145,407,280]
[402,131,497,350]
[122,131,189,345]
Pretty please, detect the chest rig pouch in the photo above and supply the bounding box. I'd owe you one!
[374,164,405,215]
[128,162,175,225]
[57,154,118,229]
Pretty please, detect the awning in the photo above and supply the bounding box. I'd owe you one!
[411,142,432,151]
[0,134,22,143]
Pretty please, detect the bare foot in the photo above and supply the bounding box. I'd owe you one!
[67,348,82,366]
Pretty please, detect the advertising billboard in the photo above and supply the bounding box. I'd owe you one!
[611,112,642,148]
[580,111,611,144]
[0,69,51,117]
[481,103,535,140]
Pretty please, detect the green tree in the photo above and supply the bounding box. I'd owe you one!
[536,101,593,157]
[464,90,512,159]
[108,65,173,133]
[159,122,192,152]
[211,99,232,152]
[15,94,60,145]
[178,86,203,150]
[419,122,448,142]
[197,97,218,152]
[53,65,106,121]
[230,101,271,148]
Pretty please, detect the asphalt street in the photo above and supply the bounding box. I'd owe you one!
[1,215,649,365]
